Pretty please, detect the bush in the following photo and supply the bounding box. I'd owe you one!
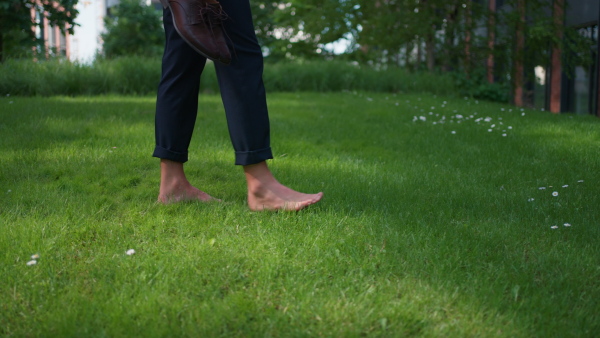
[452,69,510,103]
[263,61,455,95]
[0,57,459,97]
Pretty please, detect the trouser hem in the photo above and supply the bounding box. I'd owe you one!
[235,147,273,166]
[153,145,188,163]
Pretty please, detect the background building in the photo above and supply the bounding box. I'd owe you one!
[491,0,599,116]
[559,0,599,116]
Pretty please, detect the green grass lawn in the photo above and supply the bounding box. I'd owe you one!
[1,92,599,337]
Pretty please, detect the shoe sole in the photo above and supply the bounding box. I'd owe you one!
[160,0,231,65]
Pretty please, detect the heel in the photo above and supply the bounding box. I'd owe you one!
[159,0,169,9]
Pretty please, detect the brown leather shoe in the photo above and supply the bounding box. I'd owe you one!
[160,0,232,65]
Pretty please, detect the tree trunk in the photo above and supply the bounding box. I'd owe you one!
[0,34,3,63]
[443,7,457,72]
[513,0,526,107]
[426,32,435,71]
[464,5,472,77]
[550,0,564,113]
[416,37,422,71]
[487,0,496,84]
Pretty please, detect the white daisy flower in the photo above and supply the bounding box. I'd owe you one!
[26,260,37,266]
[539,187,546,190]
[528,198,535,202]
[126,249,136,255]
[564,223,571,227]
[31,254,40,259]
[451,131,456,134]
[550,225,558,229]
[488,129,493,132]
[552,191,559,197]
[502,134,507,137]
[562,185,568,188]
[578,180,584,183]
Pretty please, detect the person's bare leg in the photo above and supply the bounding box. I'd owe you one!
[158,159,219,204]
[245,161,323,211]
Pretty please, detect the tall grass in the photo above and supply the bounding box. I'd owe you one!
[0,57,455,96]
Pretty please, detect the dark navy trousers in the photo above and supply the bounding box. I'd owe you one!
[153,0,273,165]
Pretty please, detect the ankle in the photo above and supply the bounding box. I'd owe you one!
[244,162,277,191]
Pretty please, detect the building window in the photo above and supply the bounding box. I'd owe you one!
[566,24,598,115]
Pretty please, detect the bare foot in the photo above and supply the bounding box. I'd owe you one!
[157,159,220,204]
[158,181,219,204]
[245,162,323,211]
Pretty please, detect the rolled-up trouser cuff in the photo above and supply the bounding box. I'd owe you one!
[153,145,188,163]
[235,147,273,166]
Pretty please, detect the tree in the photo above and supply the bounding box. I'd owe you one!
[101,0,163,58]
[250,0,358,61]
[0,0,78,62]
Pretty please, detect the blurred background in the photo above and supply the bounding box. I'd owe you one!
[1,0,599,115]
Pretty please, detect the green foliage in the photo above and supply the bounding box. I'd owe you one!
[101,0,164,58]
[250,0,594,106]
[0,57,165,95]
[263,61,455,95]
[0,58,456,97]
[0,0,78,62]
[452,69,510,103]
